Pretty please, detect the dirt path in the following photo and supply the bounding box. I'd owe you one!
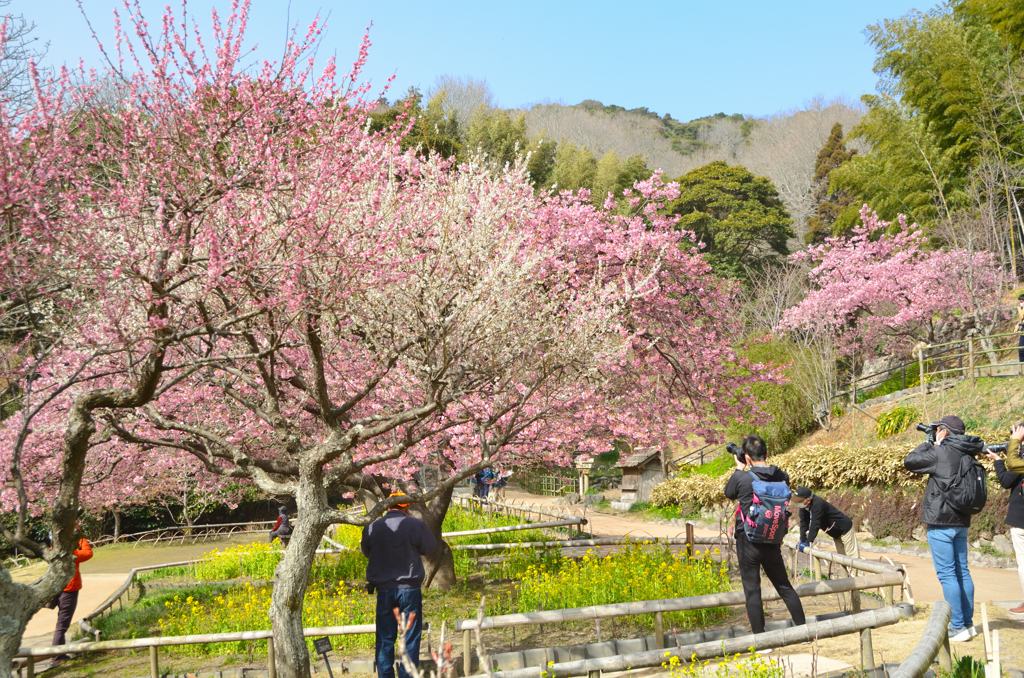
[14,532,264,649]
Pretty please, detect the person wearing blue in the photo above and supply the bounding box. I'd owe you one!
[474,467,496,501]
[904,414,985,642]
[361,491,439,678]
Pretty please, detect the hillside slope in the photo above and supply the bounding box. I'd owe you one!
[800,375,1024,452]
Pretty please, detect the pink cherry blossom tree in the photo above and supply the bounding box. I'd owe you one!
[2,5,780,676]
[780,205,1003,357]
[0,2,372,670]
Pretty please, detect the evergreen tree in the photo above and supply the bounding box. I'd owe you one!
[668,161,794,280]
[368,87,461,159]
[805,123,858,244]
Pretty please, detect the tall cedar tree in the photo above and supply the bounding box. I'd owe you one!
[805,123,857,244]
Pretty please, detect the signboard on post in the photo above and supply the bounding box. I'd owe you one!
[314,636,335,678]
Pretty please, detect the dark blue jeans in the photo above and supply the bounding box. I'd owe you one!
[375,587,423,678]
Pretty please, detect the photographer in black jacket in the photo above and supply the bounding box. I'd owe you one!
[904,414,985,641]
[792,487,859,559]
[723,435,805,635]
[985,424,1024,616]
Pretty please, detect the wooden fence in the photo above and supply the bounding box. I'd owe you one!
[836,329,1024,410]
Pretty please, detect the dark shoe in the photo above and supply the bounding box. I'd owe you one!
[49,654,71,665]
[1010,602,1024,616]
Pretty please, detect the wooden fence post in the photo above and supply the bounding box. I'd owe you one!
[969,335,976,386]
[916,343,928,421]
[149,645,159,678]
[464,630,472,676]
[654,611,665,649]
[860,627,874,671]
[938,635,952,672]
[268,636,277,678]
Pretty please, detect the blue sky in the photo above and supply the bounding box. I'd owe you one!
[14,0,926,121]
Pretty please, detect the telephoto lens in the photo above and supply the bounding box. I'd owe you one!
[986,443,1009,455]
[726,442,744,465]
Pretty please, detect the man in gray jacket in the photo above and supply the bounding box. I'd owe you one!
[361,492,438,678]
[904,414,984,642]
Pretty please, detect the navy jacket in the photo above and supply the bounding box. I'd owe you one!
[361,510,438,589]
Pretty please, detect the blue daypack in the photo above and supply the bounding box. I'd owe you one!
[737,470,791,544]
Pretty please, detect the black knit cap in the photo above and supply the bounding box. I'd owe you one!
[936,415,965,435]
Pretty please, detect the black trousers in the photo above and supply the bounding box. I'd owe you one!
[1018,333,1024,363]
[52,590,79,648]
[735,529,805,634]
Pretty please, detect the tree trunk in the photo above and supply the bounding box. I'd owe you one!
[0,569,46,678]
[113,510,122,540]
[269,464,330,678]
[411,485,456,590]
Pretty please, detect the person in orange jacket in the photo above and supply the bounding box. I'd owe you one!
[50,524,92,665]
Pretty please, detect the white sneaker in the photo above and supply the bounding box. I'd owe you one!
[949,627,973,642]
[968,626,979,638]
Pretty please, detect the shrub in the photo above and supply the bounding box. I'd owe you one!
[651,474,730,507]
[875,405,920,439]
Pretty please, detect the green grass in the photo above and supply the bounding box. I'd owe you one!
[875,405,920,439]
[626,502,682,520]
[674,453,734,480]
[856,368,920,403]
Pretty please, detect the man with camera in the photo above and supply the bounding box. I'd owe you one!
[723,435,805,635]
[361,491,438,678]
[985,424,1024,616]
[904,415,986,642]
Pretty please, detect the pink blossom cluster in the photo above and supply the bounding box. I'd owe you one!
[780,206,1001,354]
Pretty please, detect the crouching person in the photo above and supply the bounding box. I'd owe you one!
[792,487,859,559]
[724,435,805,635]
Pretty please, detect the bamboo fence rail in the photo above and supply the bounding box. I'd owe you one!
[889,601,952,678]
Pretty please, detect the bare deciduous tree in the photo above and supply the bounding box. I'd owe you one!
[428,75,495,132]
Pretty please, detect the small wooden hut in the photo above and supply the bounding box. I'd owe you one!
[616,448,665,505]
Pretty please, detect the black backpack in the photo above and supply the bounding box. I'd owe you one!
[942,454,988,516]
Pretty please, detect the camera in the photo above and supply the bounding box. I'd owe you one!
[986,443,1009,455]
[365,583,376,595]
[726,442,745,466]
[915,423,937,444]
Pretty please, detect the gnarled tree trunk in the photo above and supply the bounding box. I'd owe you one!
[412,485,456,590]
[269,465,330,678]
